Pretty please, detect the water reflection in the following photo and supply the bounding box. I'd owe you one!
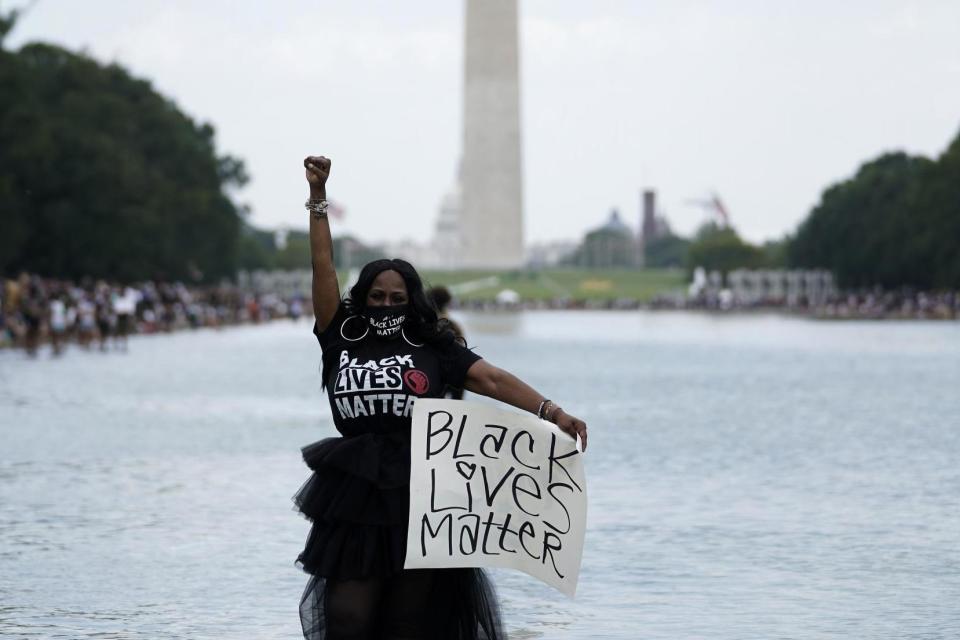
[1,313,959,638]
[458,309,525,336]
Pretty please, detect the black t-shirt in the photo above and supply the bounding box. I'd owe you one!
[314,302,482,437]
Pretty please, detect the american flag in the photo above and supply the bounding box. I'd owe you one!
[327,200,346,220]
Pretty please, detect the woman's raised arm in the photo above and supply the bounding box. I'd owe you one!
[304,156,340,332]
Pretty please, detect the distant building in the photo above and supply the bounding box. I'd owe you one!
[567,209,640,268]
[525,240,578,268]
[599,208,633,236]
[381,238,433,268]
[334,236,385,270]
[640,189,672,246]
[422,169,463,270]
[641,190,657,248]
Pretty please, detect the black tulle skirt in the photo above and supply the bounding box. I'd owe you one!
[292,432,505,640]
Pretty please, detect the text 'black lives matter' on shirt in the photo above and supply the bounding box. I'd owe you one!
[314,302,482,437]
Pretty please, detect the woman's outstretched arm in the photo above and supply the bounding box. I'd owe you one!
[304,156,340,332]
[463,360,588,452]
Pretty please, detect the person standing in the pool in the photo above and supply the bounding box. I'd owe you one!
[48,289,68,356]
[293,155,588,640]
[94,283,113,352]
[112,283,140,351]
[21,277,45,357]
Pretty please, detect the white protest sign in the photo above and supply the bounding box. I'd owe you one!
[405,398,587,597]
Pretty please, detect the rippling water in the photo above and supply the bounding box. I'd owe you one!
[2,312,959,639]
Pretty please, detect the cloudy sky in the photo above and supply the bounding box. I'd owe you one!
[9,1,960,246]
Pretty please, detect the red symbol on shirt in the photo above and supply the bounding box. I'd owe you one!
[403,369,430,395]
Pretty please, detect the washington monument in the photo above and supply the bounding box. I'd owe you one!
[458,0,524,268]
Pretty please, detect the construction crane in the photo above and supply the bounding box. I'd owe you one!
[685,192,731,227]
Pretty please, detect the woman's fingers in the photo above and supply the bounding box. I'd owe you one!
[304,156,331,170]
[556,415,587,452]
[566,418,587,452]
[303,156,332,176]
[303,156,332,186]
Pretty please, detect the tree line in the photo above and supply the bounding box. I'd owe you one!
[2,9,956,288]
[788,135,960,289]
[1,11,246,283]
[653,127,959,290]
[0,11,383,281]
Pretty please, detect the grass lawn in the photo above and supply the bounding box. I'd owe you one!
[416,268,687,302]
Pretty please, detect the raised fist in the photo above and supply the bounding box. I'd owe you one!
[304,156,331,187]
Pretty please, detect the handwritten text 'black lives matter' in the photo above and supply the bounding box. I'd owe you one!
[418,409,583,579]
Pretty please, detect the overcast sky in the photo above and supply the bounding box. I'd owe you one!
[9,1,960,246]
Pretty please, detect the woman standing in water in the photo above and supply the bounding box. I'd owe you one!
[293,155,588,640]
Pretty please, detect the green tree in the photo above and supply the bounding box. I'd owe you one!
[0,22,247,282]
[331,235,386,269]
[237,224,277,271]
[908,132,960,288]
[685,222,764,275]
[787,151,942,288]
[274,231,312,270]
[760,238,788,268]
[644,233,690,268]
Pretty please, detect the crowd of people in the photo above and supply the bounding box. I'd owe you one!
[0,272,307,356]
[452,290,960,318]
[4,273,955,358]
[653,288,960,319]
[808,290,960,320]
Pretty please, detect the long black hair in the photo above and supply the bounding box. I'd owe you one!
[320,258,462,388]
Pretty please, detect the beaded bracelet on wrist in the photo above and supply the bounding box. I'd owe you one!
[537,399,551,420]
[305,198,328,219]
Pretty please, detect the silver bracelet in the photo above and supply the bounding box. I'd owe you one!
[537,399,551,419]
[305,198,328,219]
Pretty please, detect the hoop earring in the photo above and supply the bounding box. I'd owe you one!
[402,327,423,347]
[340,315,369,342]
